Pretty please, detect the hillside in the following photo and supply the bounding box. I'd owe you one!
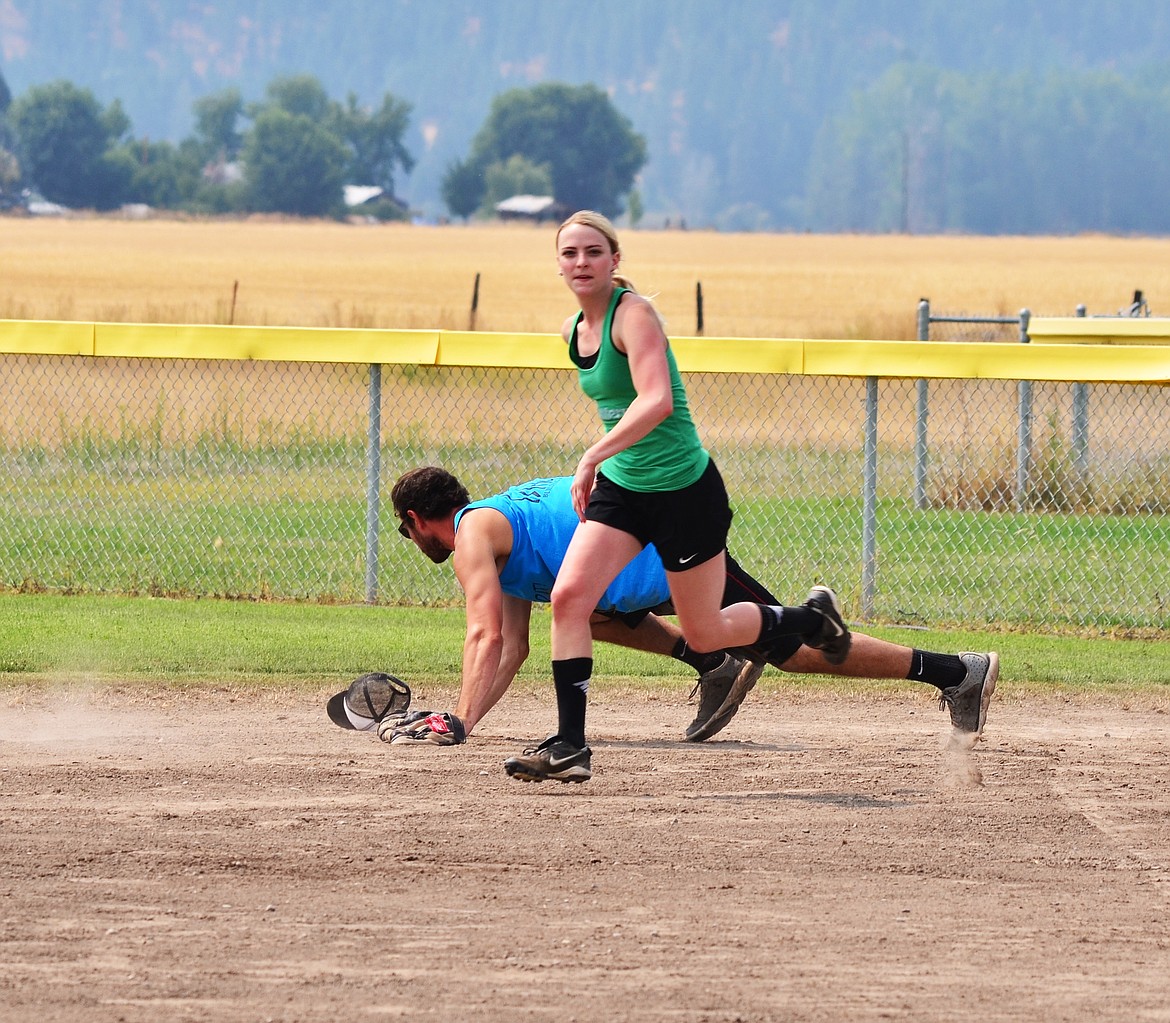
[3,1,1170,230]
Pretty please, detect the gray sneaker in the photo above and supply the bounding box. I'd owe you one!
[685,656,767,742]
[683,653,739,739]
[803,586,852,665]
[504,735,592,783]
[939,652,999,738]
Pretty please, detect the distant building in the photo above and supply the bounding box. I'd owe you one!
[24,191,67,216]
[495,194,569,223]
[203,159,244,185]
[344,185,384,207]
[344,184,408,221]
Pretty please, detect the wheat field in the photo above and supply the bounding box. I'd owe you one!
[4,217,1170,338]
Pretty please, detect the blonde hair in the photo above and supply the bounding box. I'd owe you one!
[556,210,639,293]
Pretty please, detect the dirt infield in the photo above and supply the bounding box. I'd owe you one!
[2,683,1168,1022]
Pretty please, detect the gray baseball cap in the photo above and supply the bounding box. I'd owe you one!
[326,672,411,730]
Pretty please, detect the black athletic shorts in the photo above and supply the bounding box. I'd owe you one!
[585,457,733,572]
[597,553,802,669]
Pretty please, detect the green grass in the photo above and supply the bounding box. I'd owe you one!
[1,592,1166,696]
[2,427,1167,629]
[729,495,1168,630]
[4,475,1167,630]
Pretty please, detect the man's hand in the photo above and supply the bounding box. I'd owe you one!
[379,710,467,746]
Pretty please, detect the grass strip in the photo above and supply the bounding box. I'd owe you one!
[1,593,1166,696]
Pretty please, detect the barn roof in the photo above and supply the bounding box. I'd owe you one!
[495,194,557,215]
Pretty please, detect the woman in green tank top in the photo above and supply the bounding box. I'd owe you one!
[502,210,850,784]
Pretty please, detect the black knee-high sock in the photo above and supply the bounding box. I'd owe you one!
[906,650,967,690]
[552,657,591,749]
[671,638,724,675]
[756,604,820,645]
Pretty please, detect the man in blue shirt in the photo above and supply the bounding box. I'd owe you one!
[380,466,996,758]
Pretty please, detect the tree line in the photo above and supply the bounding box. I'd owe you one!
[805,61,1170,234]
[4,53,1170,233]
[0,70,644,222]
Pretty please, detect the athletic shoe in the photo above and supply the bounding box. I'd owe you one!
[802,586,852,665]
[939,652,999,738]
[683,653,739,739]
[387,711,466,746]
[504,735,592,783]
[685,655,767,742]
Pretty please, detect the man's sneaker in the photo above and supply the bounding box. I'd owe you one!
[685,655,767,742]
[683,653,738,739]
[803,586,852,664]
[939,652,999,739]
[504,735,592,783]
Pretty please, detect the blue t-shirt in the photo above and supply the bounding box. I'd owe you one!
[453,476,670,613]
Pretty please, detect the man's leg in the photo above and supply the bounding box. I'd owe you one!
[719,555,998,741]
[778,636,998,740]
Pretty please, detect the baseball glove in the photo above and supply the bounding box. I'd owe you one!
[381,710,467,746]
[376,708,433,742]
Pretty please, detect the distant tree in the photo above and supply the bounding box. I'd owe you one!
[334,90,415,195]
[464,83,646,219]
[0,68,16,194]
[480,154,553,214]
[237,75,414,214]
[102,97,131,142]
[9,80,132,208]
[242,106,347,216]
[261,74,333,122]
[193,87,244,162]
[626,188,644,227]
[0,148,19,193]
[187,146,249,213]
[441,156,484,221]
[806,61,1170,235]
[116,138,203,209]
[806,65,921,232]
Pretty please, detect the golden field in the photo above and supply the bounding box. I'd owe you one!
[4,217,1170,339]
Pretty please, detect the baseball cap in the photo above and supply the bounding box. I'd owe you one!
[326,671,411,731]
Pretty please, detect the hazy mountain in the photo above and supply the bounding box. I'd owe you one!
[4,0,1169,228]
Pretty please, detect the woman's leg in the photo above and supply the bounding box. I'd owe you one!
[550,520,644,659]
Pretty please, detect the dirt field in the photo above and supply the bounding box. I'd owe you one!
[2,683,1168,1022]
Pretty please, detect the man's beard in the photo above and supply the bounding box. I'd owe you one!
[417,535,453,564]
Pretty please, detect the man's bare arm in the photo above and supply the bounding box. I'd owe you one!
[455,593,532,731]
[449,510,517,734]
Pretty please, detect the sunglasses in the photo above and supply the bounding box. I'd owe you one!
[397,520,411,538]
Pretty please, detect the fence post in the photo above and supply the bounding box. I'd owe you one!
[1072,304,1090,479]
[695,281,704,335]
[365,363,382,603]
[914,298,930,509]
[468,272,480,331]
[1015,309,1032,512]
[861,376,879,620]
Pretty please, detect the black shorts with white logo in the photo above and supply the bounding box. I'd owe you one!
[594,553,803,668]
[585,457,732,573]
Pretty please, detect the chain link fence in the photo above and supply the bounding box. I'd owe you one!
[2,336,1167,631]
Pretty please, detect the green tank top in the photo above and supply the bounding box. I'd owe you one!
[569,287,709,493]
